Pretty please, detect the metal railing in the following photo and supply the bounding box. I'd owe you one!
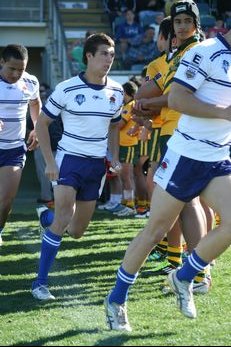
[46,0,73,87]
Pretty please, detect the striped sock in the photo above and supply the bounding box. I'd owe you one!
[177,250,209,283]
[40,209,54,228]
[194,264,211,283]
[167,245,183,267]
[109,266,138,305]
[32,229,61,288]
[155,237,168,255]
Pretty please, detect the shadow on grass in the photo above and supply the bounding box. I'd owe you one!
[94,331,175,346]
[11,328,175,346]
[11,328,100,346]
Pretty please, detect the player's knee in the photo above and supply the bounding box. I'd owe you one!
[144,226,165,245]
[0,198,12,214]
[67,227,85,239]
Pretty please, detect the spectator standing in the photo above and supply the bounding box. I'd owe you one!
[115,9,143,67]
[123,25,159,69]
[104,0,136,29]
[136,0,165,25]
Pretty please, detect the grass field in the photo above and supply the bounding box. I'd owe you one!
[0,163,231,346]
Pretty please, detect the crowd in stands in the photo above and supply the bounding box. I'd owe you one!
[68,0,231,72]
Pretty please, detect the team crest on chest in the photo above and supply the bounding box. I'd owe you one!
[185,53,203,79]
[222,60,230,74]
[75,94,86,105]
[109,94,117,111]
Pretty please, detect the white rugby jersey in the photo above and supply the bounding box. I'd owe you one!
[0,71,39,150]
[42,72,124,158]
[168,33,231,162]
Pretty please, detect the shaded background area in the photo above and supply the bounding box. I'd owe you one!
[12,152,40,215]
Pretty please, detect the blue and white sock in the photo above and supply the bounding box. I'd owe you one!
[32,229,61,289]
[109,266,138,304]
[40,209,54,228]
[177,250,209,282]
[0,227,3,236]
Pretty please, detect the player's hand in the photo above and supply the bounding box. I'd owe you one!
[27,129,38,151]
[110,160,122,174]
[45,162,59,181]
[127,124,140,136]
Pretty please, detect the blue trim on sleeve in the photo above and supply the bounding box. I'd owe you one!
[41,105,58,120]
[173,78,197,92]
[111,115,121,123]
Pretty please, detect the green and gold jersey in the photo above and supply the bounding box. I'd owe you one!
[120,100,138,147]
[146,52,169,128]
[160,35,200,136]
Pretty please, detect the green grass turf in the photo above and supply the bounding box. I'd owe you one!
[0,156,230,345]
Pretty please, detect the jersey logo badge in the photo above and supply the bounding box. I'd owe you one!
[92,95,103,100]
[222,60,229,74]
[75,94,86,105]
[109,94,117,111]
[185,65,197,79]
[185,53,202,79]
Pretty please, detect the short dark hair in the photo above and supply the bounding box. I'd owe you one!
[82,33,115,65]
[1,44,28,62]
[158,16,171,40]
[123,81,138,98]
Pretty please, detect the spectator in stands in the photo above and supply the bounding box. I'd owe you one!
[136,0,165,13]
[123,25,159,69]
[71,31,96,74]
[115,9,143,68]
[136,1,165,31]
[149,12,165,41]
[207,16,228,38]
[104,0,136,29]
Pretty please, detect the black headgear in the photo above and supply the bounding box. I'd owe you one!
[170,1,200,22]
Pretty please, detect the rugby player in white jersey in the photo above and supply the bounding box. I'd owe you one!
[0,44,41,246]
[104,27,231,331]
[32,33,124,300]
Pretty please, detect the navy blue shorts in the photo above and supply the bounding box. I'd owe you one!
[57,154,106,201]
[154,148,231,202]
[0,146,26,168]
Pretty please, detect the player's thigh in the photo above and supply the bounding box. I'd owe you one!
[69,200,96,236]
[147,184,184,234]
[201,175,231,224]
[0,166,22,201]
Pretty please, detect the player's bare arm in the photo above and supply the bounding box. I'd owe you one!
[169,82,231,121]
[36,112,59,181]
